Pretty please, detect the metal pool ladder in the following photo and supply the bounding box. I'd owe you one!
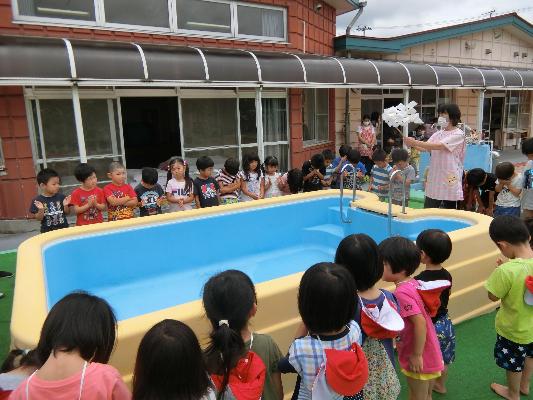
[339,163,358,224]
[388,169,408,237]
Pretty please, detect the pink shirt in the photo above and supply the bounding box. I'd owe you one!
[9,363,131,400]
[425,128,465,201]
[394,279,444,374]
[357,125,376,157]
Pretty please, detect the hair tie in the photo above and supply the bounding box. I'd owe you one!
[184,160,188,166]
[218,319,229,327]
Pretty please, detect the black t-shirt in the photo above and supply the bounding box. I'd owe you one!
[479,173,498,207]
[193,177,220,208]
[302,161,325,192]
[415,268,453,322]
[135,183,164,217]
[29,193,69,233]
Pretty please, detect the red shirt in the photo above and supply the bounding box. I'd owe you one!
[70,187,105,226]
[103,183,137,221]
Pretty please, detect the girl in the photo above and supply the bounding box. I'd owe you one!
[202,270,283,400]
[166,157,194,212]
[278,169,303,195]
[132,319,214,400]
[216,158,241,205]
[357,114,377,175]
[335,234,402,400]
[263,156,283,198]
[10,291,130,399]
[239,153,264,202]
[0,350,39,398]
[279,263,367,400]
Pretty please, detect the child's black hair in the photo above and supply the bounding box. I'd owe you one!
[196,156,214,172]
[132,319,211,400]
[437,103,462,126]
[0,349,40,373]
[495,162,515,181]
[370,112,380,122]
[378,237,421,275]
[264,155,279,168]
[224,158,240,176]
[393,136,403,147]
[335,234,382,292]
[242,152,262,181]
[310,153,325,169]
[416,124,426,133]
[36,168,59,185]
[141,167,159,185]
[108,161,125,173]
[287,168,303,194]
[391,148,409,164]
[489,216,530,246]
[416,229,452,265]
[524,218,533,249]
[362,114,371,121]
[466,168,487,187]
[346,149,361,164]
[372,149,387,162]
[202,270,256,400]
[339,144,351,158]
[74,163,96,183]
[322,149,335,162]
[36,291,116,365]
[167,157,193,193]
[521,138,533,156]
[298,262,356,334]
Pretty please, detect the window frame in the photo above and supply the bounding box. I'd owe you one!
[11,0,288,42]
[303,88,330,147]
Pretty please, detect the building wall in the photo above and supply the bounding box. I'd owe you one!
[455,90,479,129]
[0,0,336,55]
[334,89,362,148]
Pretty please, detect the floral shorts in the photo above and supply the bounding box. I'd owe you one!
[434,313,456,364]
[220,197,239,205]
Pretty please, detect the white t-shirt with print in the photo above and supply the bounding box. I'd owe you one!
[495,174,524,208]
[166,178,193,211]
[238,171,262,202]
[264,172,282,198]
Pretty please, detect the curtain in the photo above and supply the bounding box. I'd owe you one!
[262,98,287,143]
[261,9,283,38]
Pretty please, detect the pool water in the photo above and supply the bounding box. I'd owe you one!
[43,196,471,320]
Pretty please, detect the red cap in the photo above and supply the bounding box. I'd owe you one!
[325,343,369,396]
[525,275,533,306]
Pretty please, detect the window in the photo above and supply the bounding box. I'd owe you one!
[0,138,6,176]
[505,92,520,129]
[17,0,95,21]
[303,89,329,144]
[104,0,169,28]
[177,0,231,33]
[237,5,285,39]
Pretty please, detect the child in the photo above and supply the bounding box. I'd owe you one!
[342,149,366,190]
[279,169,303,195]
[29,169,71,233]
[379,236,444,400]
[263,156,283,198]
[193,156,220,208]
[322,149,336,188]
[335,235,402,400]
[486,216,533,400]
[414,229,455,394]
[357,114,377,175]
[10,292,130,399]
[216,158,241,205]
[70,163,106,226]
[166,157,194,212]
[239,153,264,201]
[521,138,533,219]
[369,149,392,201]
[302,153,326,192]
[103,161,137,221]
[494,162,523,218]
[0,350,39,398]
[390,148,416,206]
[330,144,351,189]
[132,319,215,400]
[278,263,367,400]
[466,168,497,216]
[203,270,283,400]
[135,167,165,217]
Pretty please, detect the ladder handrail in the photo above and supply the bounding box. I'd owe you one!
[339,163,357,224]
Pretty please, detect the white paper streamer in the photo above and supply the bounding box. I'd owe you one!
[382,101,424,128]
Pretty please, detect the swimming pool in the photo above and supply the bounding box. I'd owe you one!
[43,196,470,321]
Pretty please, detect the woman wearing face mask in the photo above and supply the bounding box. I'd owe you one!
[404,104,466,209]
[357,114,377,175]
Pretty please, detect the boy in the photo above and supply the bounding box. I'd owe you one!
[70,163,106,226]
[390,148,416,206]
[369,148,392,201]
[29,168,71,233]
[330,144,351,189]
[522,138,533,219]
[341,148,366,190]
[415,229,455,394]
[216,158,241,205]
[193,156,220,208]
[301,153,326,192]
[134,167,165,217]
[103,162,138,221]
[494,162,523,218]
[466,168,497,215]
[321,149,335,188]
[486,216,533,400]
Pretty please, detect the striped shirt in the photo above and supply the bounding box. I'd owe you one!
[216,169,239,200]
[371,164,392,198]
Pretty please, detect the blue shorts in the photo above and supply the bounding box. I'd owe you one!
[494,205,521,217]
[434,313,456,364]
[494,334,533,372]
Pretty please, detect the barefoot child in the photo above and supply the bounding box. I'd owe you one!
[486,216,533,400]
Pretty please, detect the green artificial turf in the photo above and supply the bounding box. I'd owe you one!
[0,252,16,361]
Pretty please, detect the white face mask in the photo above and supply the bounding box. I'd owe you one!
[437,116,448,129]
[363,121,370,126]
